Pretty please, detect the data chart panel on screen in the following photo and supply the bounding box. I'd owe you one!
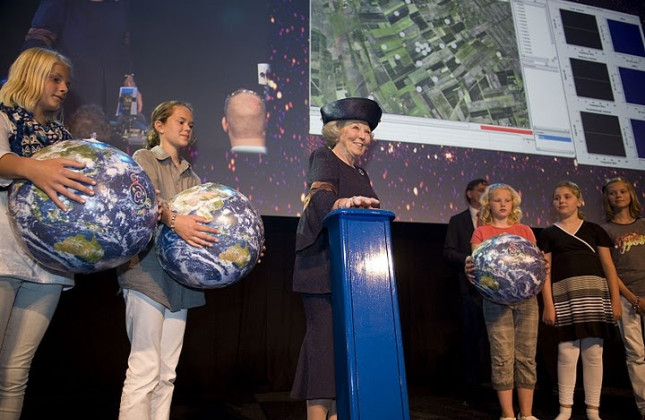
[309,0,645,170]
[549,1,645,169]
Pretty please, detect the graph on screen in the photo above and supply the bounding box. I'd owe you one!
[309,0,645,170]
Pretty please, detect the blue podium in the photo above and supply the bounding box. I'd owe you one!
[323,209,410,420]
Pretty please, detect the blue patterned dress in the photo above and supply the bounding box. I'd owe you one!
[0,104,74,285]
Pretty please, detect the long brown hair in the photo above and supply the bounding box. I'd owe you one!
[602,177,642,221]
[145,100,193,149]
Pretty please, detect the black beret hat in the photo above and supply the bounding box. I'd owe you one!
[320,97,383,131]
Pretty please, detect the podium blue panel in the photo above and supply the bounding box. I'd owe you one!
[323,209,410,420]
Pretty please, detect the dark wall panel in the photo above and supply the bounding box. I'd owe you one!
[23,217,631,415]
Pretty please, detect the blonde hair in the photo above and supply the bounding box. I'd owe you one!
[146,100,193,149]
[479,183,523,225]
[602,177,642,221]
[321,119,374,148]
[0,48,72,119]
[553,180,585,220]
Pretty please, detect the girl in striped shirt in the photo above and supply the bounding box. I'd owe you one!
[539,181,621,420]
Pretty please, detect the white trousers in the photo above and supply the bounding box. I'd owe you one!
[618,295,645,416]
[119,289,187,420]
[557,337,603,407]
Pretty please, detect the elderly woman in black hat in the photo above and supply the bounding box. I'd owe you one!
[290,97,382,419]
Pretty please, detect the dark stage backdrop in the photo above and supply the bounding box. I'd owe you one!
[1,0,643,225]
[18,218,632,417]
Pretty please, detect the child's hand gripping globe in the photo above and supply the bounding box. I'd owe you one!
[156,183,264,288]
[8,139,158,273]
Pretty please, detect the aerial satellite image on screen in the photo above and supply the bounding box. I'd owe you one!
[311,0,530,128]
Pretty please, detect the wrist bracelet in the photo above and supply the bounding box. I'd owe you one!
[634,296,640,311]
[170,213,177,233]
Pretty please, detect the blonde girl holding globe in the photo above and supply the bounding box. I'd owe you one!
[0,48,95,419]
[468,183,540,420]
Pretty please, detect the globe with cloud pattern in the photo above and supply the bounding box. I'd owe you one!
[471,234,546,304]
[8,139,158,274]
[156,182,264,289]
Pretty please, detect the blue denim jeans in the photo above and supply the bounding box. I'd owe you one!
[0,277,62,420]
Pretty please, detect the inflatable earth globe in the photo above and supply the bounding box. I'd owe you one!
[470,234,546,304]
[8,139,158,273]
[156,182,264,289]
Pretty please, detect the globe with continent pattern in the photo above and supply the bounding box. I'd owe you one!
[470,234,546,304]
[8,139,158,273]
[156,182,264,289]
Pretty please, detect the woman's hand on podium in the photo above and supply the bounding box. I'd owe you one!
[334,195,380,209]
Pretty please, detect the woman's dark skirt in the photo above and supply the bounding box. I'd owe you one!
[290,293,335,400]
